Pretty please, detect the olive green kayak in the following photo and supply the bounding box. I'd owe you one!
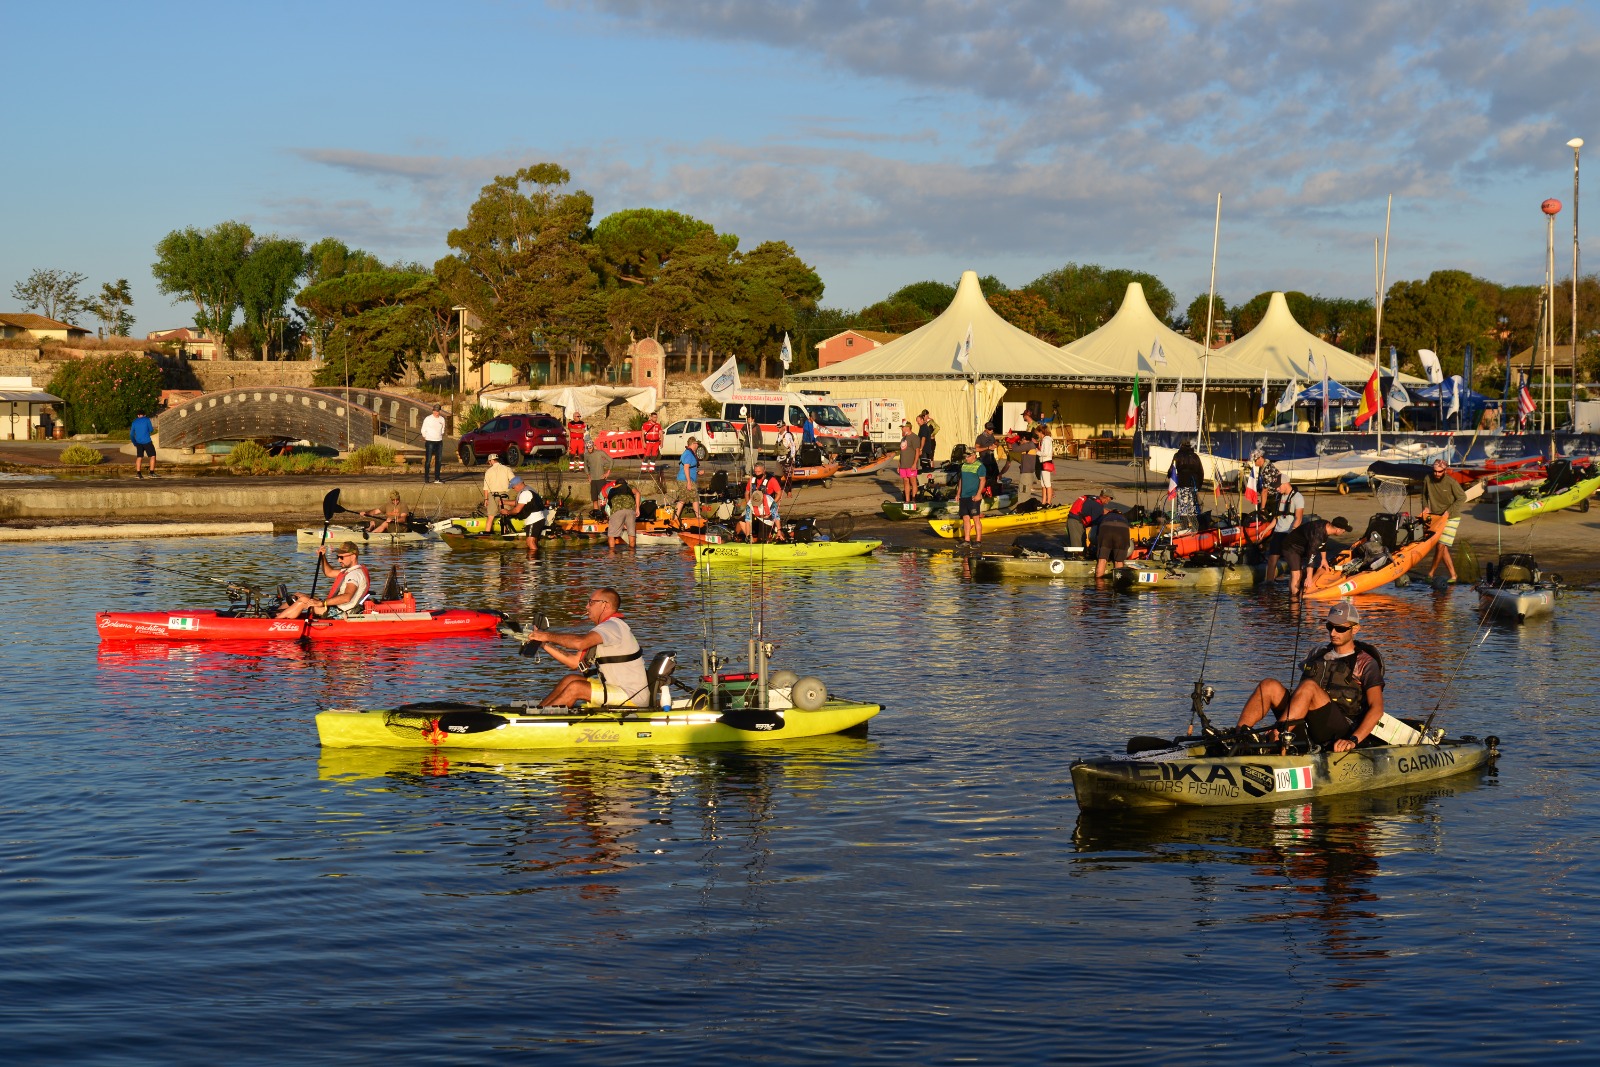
[1072,731,1498,811]
[1115,561,1261,591]
[972,553,1100,579]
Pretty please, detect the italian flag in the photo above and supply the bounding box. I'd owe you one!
[1125,372,1140,430]
[1354,368,1381,427]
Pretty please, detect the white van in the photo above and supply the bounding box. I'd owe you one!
[720,391,859,446]
[830,397,906,444]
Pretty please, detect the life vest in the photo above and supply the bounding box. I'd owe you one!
[330,564,371,617]
[1300,641,1383,721]
[642,420,662,444]
[746,476,779,517]
[1069,493,1096,519]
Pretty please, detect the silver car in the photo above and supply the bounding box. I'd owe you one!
[661,418,740,459]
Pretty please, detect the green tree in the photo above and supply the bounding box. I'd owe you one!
[592,208,716,288]
[888,280,956,316]
[91,279,135,337]
[300,238,384,360]
[1382,270,1497,378]
[1182,293,1228,342]
[790,305,852,373]
[298,270,438,388]
[989,289,1066,344]
[238,236,307,360]
[11,268,90,323]
[151,221,254,355]
[1025,263,1174,342]
[45,353,164,434]
[738,240,823,377]
[440,163,599,384]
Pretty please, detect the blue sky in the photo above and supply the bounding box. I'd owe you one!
[5,0,1596,334]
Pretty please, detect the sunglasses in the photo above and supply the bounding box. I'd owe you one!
[1325,622,1353,633]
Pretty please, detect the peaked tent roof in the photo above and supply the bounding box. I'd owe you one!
[1219,292,1423,385]
[788,271,1106,382]
[1057,283,1260,386]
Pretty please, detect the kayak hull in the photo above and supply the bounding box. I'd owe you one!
[1476,584,1558,621]
[1503,473,1600,524]
[1072,737,1496,812]
[882,494,1011,521]
[682,535,882,564]
[296,524,435,545]
[1304,514,1444,600]
[1116,562,1261,590]
[440,531,535,551]
[96,607,503,642]
[974,553,1100,579]
[316,699,882,750]
[929,503,1073,538]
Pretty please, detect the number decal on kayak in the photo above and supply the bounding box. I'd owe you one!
[168,617,198,630]
[1274,765,1315,791]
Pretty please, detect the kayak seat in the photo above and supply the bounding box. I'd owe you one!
[644,651,677,711]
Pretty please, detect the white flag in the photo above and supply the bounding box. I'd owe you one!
[1151,337,1167,366]
[779,332,792,370]
[1307,348,1318,380]
[1418,349,1444,384]
[1446,374,1461,417]
[701,355,741,403]
[1387,381,1411,413]
[1275,379,1299,413]
[960,322,973,370]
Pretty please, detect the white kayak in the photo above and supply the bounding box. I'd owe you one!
[296,523,436,545]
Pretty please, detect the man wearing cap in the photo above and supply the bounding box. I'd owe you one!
[897,420,920,505]
[1067,489,1114,550]
[672,436,703,524]
[1422,458,1466,584]
[1247,448,1280,517]
[1262,474,1304,583]
[420,404,447,483]
[1279,514,1352,598]
[1236,601,1384,752]
[957,445,987,546]
[277,542,370,619]
[481,452,514,512]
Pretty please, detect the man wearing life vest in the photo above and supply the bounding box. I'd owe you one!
[642,413,663,458]
[566,416,586,457]
[526,587,650,707]
[737,461,784,542]
[277,542,370,619]
[1067,489,1112,549]
[1235,600,1385,752]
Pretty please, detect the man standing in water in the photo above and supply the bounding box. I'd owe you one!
[1422,458,1466,584]
[957,445,987,547]
[524,588,648,708]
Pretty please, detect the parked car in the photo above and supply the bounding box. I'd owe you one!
[661,418,740,460]
[457,413,568,466]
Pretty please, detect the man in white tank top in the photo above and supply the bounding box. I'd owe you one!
[524,587,650,707]
[277,542,371,619]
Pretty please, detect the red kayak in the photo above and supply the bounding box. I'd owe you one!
[96,595,503,643]
[1131,518,1273,560]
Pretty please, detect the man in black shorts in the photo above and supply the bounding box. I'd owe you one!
[1093,503,1131,578]
[1281,514,1351,598]
[1235,601,1384,751]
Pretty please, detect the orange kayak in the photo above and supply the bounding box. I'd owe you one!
[1304,515,1445,600]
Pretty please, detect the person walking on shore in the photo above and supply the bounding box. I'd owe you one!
[130,411,156,478]
[420,404,447,484]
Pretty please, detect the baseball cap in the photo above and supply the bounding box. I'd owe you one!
[1098,488,1115,500]
[488,452,499,460]
[432,403,442,411]
[336,541,360,556]
[1432,458,1448,469]
[1326,601,1360,626]
[1328,515,1351,531]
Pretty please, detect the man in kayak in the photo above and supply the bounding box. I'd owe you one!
[277,542,370,619]
[481,453,514,514]
[525,587,649,708]
[737,461,784,542]
[1281,514,1352,598]
[1235,600,1384,752]
[359,491,411,535]
[1422,458,1467,584]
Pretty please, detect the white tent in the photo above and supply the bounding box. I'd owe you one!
[1058,282,1260,386]
[787,270,1101,450]
[1219,292,1423,385]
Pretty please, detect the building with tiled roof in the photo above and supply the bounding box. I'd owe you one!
[815,329,904,368]
[0,313,90,341]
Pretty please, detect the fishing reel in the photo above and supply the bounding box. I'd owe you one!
[225,582,261,603]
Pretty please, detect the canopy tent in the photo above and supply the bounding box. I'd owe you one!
[491,385,658,418]
[786,270,1087,450]
[1057,282,1260,386]
[1219,292,1424,385]
[0,384,62,441]
[1294,380,1362,404]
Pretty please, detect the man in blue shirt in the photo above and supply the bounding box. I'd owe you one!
[672,436,702,524]
[130,411,156,478]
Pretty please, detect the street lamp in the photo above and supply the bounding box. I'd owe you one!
[452,305,469,415]
[1568,137,1583,395]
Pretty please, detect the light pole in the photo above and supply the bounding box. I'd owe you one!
[1568,137,1583,396]
[1543,198,1562,434]
[452,305,469,416]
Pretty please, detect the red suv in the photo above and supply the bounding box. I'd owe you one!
[457,413,568,466]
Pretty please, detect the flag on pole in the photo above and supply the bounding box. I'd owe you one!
[1243,462,1260,507]
[1389,345,1398,380]
[1446,375,1461,418]
[1166,463,1178,503]
[1151,337,1167,366]
[1125,372,1141,430]
[1418,348,1444,384]
[1275,379,1299,414]
[1518,380,1537,426]
[1257,373,1270,425]
[1355,368,1381,427]
[1307,348,1318,380]
[701,354,741,403]
[779,332,792,371]
[1320,364,1331,432]
[1387,379,1411,413]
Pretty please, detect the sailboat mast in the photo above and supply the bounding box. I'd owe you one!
[1374,195,1392,448]
[1198,194,1221,445]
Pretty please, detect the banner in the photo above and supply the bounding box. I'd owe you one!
[701,355,741,402]
[779,333,792,371]
[1275,379,1299,414]
[1418,349,1444,384]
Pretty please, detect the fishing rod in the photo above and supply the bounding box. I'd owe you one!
[95,552,262,600]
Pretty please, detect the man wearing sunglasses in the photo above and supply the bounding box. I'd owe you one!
[1234,600,1384,753]
[276,542,371,619]
[523,587,648,708]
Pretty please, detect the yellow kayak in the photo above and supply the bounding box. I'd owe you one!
[929,503,1074,538]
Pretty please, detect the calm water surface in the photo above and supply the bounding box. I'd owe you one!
[2,537,1595,1064]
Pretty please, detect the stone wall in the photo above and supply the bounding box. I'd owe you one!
[0,350,316,392]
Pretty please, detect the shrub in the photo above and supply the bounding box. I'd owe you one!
[699,397,722,418]
[225,440,270,469]
[342,444,397,472]
[59,444,106,465]
[459,403,495,434]
[45,354,165,435]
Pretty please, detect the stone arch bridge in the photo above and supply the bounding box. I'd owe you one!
[154,387,451,451]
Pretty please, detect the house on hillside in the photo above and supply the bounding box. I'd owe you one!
[815,329,903,369]
[0,313,91,342]
[147,327,220,360]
